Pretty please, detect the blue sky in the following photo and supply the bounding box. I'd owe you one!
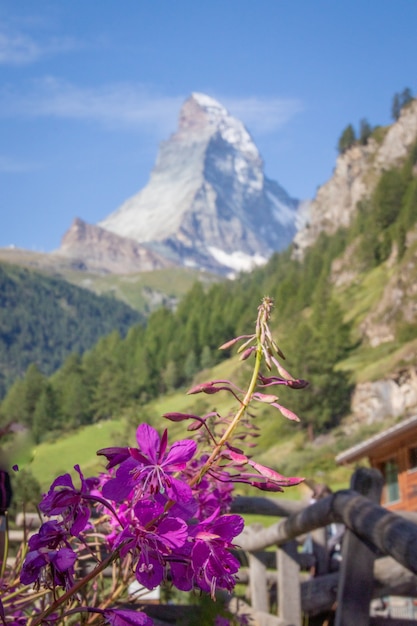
[1,1,416,252]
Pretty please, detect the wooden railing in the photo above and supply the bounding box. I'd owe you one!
[230,467,417,626]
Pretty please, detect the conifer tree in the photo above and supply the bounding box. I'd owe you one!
[359,118,372,145]
[33,383,59,443]
[337,124,356,154]
[391,93,401,120]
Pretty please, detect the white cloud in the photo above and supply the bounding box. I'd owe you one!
[0,29,81,65]
[0,78,302,140]
[0,77,183,136]
[0,31,41,64]
[223,96,304,135]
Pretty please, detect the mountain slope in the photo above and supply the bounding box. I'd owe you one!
[0,247,221,315]
[0,261,142,398]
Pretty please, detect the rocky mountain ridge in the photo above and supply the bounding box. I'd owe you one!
[59,93,299,276]
[294,99,417,257]
[59,218,173,274]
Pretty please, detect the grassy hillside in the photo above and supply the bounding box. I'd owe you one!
[20,352,356,495]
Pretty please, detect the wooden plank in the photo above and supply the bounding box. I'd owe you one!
[334,468,383,626]
[228,598,290,626]
[373,556,417,597]
[231,496,305,517]
[301,572,339,616]
[369,617,416,626]
[277,541,301,626]
[310,526,328,576]
[141,604,202,624]
[249,551,269,612]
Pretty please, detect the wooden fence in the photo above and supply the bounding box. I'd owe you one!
[229,467,417,626]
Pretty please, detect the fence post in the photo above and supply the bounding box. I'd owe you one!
[335,467,383,626]
[277,540,301,626]
[248,551,269,613]
[311,526,328,575]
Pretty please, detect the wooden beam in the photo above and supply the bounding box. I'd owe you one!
[231,497,305,517]
[237,486,417,576]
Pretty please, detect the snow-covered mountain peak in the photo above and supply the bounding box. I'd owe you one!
[182,93,260,159]
[191,92,228,118]
[89,93,300,275]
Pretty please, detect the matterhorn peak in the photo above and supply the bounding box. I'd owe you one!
[92,93,300,275]
[179,93,229,133]
[180,93,260,162]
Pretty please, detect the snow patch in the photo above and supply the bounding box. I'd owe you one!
[266,191,298,226]
[192,92,259,159]
[208,246,268,273]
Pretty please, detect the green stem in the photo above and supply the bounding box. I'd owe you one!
[0,513,9,579]
[191,343,263,485]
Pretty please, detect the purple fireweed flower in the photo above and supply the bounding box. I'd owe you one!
[103,608,153,626]
[194,477,233,519]
[115,499,188,589]
[39,465,99,536]
[168,542,194,592]
[28,519,68,551]
[96,446,131,469]
[20,550,48,584]
[20,545,77,587]
[101,424,197,503]
[191,511,244,597]
[178,456,234,519]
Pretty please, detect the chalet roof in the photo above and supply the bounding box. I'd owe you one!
[336,414,417,465]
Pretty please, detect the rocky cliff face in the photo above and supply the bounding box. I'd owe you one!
[58,218,172,274]
[97,93,299,275]
[293,99,417,258]
[351,367,417,426]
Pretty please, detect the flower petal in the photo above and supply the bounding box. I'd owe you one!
[104,608,153,626]
[136,424,161,461]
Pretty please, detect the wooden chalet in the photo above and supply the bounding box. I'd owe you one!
[336,414,417,513]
